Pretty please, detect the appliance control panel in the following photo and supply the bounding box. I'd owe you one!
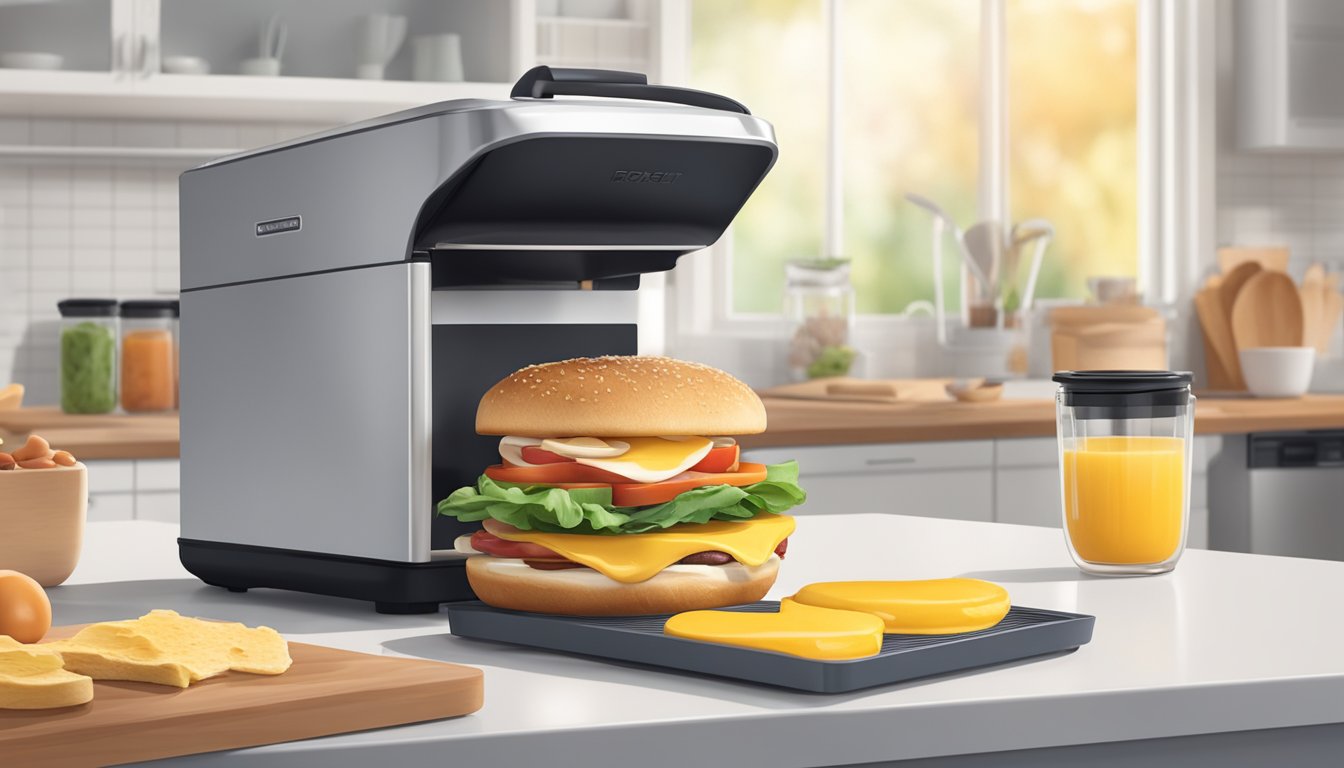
[1249,432,1344,469]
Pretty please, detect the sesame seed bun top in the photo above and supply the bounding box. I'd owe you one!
[475,356,767,437]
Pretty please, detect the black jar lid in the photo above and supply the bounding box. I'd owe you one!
[120,299,179,319]
[1052,370,1192,393]
[1053,370,1192,416]
[57,298,117,318]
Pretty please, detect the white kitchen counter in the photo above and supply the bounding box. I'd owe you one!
[49,518,1344,767]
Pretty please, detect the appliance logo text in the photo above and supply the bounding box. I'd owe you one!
[611,170,682,184]
[255,216,302,237]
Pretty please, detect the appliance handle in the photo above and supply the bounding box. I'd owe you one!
[511,66,750,115]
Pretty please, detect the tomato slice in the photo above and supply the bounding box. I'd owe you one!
[689,444,740,473]
[470,529,561,559]
[609,462,768,507]
[486,462,633,485]
[482,462,768,508]
[519,446,574,465]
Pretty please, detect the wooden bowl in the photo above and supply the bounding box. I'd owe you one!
[945,379,1005,403]
[0,463,86,586]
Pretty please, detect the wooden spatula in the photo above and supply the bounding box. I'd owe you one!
[1231,270,1305,349]
[1195,288,1241,390]
[1195,262,1261,390]
[1218,246,1290,275]
[1323,273,1343,354]
[1302,264,1327,350]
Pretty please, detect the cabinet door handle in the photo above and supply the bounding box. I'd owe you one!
[865,457,916,467]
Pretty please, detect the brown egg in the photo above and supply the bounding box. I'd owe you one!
[0,570,52,643]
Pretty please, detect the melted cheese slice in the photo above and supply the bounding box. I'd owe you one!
[664,599,884,660]
[789,578,1010,634]
[483,514,795,584]
[574,436,713,483]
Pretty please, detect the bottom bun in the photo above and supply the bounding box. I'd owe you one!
[466,556,781,616]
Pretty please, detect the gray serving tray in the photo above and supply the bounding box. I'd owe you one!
[445,601,1095,693]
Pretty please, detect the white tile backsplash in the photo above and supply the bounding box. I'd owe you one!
[1216,153,1344,276]
[0,116,336,404]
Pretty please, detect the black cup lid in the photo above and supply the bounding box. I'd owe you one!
[120,299,179,319]
[1052,370,1192,393]
[57,298,117,318]
[1054,370,1192,416]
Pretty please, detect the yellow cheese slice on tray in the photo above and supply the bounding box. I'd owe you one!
[663,599,884,660]
[0,636,93,710]
[789,578,1010,634]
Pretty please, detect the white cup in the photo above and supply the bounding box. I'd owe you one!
[240,57,281,77]
[162,55,210,75]
[357,13,408,80]
[412,34,464,82]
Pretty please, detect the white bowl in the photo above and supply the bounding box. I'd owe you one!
[1239,347,1316,398]
[0,51,64,71]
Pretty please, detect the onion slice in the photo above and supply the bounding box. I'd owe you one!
[541,437,630,459]
[498,436,544,466]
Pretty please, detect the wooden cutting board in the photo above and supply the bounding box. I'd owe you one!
[760,378,954,404]
[0,626,483,767]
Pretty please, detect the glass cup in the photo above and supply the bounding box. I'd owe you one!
[1054,371,1194,575]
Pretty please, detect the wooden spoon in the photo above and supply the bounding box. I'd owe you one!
[1220,261,1262,309]
[1231,270,1305,349]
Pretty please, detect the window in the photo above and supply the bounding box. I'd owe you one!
[689,0,1138,317]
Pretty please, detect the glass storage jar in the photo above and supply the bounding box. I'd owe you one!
[1054,371,1194,575]
[785,259,856,381]
[119,300,178,413]
[57,298,118,414]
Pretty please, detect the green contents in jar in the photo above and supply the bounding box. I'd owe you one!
[807,345,857,379]
[61,321,116,414]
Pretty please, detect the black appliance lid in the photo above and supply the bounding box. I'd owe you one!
[120,299,178,319]
[57,298,117,318]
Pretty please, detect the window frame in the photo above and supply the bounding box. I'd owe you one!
[669,0,1215,345]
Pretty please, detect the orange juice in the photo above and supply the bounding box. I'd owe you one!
[1062,436,1185,565]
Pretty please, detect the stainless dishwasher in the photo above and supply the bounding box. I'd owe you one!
[1208,431,1344,559]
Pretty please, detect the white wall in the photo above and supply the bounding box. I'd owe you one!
[0,117,330,404]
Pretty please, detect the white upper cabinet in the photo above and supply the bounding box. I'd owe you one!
[1237,0,1344,151]
[0,0,676,123]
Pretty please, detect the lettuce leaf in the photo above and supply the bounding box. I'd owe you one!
[436,461,806,535]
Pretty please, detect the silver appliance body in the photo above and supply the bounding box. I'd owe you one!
[178,69,777,612]
[1209,431,1344,560]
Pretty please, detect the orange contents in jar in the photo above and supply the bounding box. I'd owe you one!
[121,329,176,412]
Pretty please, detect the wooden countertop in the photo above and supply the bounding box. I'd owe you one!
[741,379,1344,448]
[7,385,1344,457]
[0,407,179,460]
